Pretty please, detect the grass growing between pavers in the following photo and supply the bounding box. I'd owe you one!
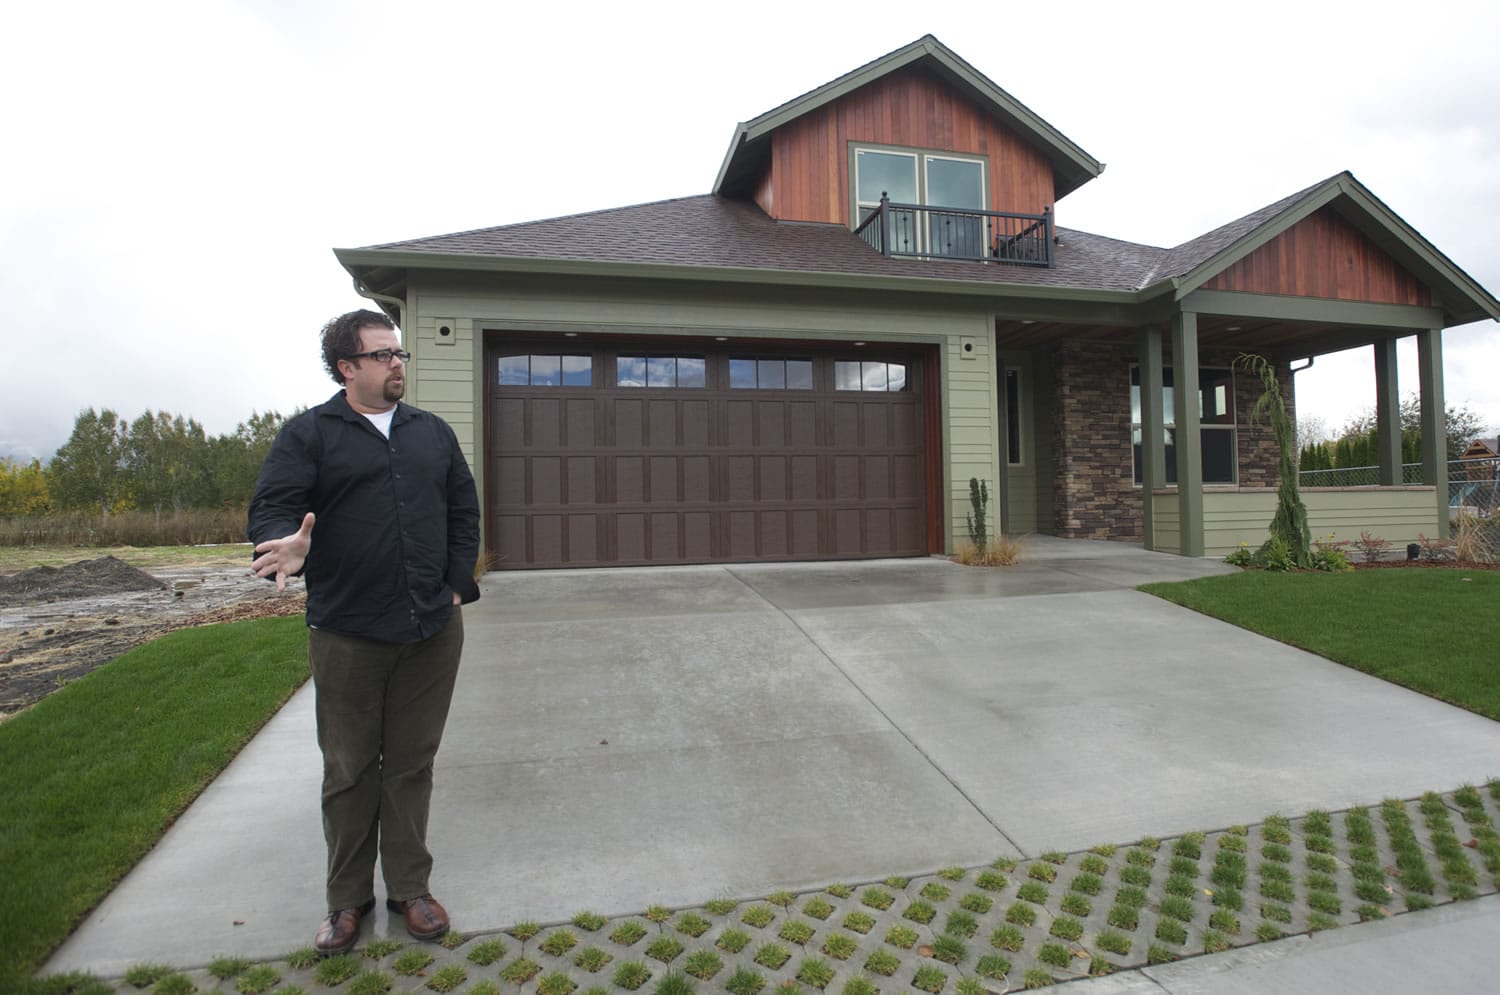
[1140,570,1500,720]
[0,615,310,992]
[29,783,1500,995]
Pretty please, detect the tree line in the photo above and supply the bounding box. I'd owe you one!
[0,408,289,518]
[1298,394,1485,473]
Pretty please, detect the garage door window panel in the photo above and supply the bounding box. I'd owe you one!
[730,357,813,389]
[499,354,592,387]
[618,355,706,388]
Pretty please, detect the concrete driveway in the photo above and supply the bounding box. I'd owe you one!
[45,538,1500,977]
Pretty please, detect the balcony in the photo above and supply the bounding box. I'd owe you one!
[854,194,1054,267]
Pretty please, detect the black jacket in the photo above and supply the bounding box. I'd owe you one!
[247,392,481,643]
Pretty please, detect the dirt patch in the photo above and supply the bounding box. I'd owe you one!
[1,556,306,718]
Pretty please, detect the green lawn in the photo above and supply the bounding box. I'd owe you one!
[0,616,308,990]
[1141,569,1500,722]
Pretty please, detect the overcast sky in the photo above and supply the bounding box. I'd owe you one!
[5,0,1498,462]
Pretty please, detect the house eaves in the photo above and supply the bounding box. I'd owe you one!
[712,34,1103,202]
[1139,172,1500,328]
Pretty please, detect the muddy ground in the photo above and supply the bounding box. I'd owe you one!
[0,555,306,718]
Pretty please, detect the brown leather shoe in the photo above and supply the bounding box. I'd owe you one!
[386,893,450,941]
[314,898,375,957]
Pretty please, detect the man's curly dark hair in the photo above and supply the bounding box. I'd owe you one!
[321,309,397,385]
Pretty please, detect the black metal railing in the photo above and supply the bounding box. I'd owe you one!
[854,194,1054,267]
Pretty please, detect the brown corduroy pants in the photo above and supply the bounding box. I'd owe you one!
[307,610,464,911]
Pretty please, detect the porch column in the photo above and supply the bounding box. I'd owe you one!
[1137,326,1166,550]
[1417,328,1450,534]
[1373,337,1402,486]
[1172,311,1204,555]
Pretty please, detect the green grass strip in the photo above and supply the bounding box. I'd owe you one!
[0,616,309,988]
[1141,571,1500,720]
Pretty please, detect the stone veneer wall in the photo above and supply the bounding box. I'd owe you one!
[1048,339,1291,541]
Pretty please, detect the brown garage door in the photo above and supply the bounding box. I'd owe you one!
[485,342,932,569]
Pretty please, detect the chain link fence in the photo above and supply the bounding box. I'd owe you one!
[1300,457,1500,517]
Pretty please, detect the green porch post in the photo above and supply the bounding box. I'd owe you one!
[1172,311,1204,555]
[1137,326,1166,550]
[1417,328,1450,534]
[1373,337,1402,486]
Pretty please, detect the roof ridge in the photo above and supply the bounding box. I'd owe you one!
[364,194,719,249]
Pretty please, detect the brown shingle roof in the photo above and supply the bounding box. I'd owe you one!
[367,194,1168,293]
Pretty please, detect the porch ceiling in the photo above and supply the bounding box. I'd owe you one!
[994,314,1400,359]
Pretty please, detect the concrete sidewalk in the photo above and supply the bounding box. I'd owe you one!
[44,538,1500,988]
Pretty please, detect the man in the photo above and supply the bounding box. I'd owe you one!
[248,309,481,956]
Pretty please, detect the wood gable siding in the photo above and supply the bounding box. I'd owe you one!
[1203,206,1431,305]
[753,68,1056,226]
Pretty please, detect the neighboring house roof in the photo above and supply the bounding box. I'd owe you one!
[712,34,1104,202]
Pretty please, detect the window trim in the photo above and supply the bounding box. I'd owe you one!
[851,144,988,234]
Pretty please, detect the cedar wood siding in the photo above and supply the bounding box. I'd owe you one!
[1204,206,1431,305]
[752,68,1056,225]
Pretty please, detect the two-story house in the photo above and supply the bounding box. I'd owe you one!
[335,35,1498,570]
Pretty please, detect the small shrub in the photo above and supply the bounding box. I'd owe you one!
[1069,872,1103,896]
[541,930,579,957]
[1306,891,1341,916]
[536,972,577,995]
[821,933,858,961]
[974,871,1008,892]
[234,966,282,995]
[1036,944,1071,969]
[864,949,900,977]
[860,888,894,911]
[938,866,967,881]
[1158,895,1194,922]
[885,925,919,949]
[571,910,608,931]
[920,882,952,901]
[842,978,878,995]
[704,899,738,916]
[1208,909,1239,934]
[959,892,992,914]
[645,906,673,923]
[209,957,251,981]
[753,944,790,970]
[347,971,394,995]
[500,958,542,984]
[1004,902,1036,926]
[1173,834,1204,859]
[902,900,936,924]
[944,909,978,938]
[1060,892,1091,917]
[125,963,175,987]
[1212,887,1244,912]
[1307,912,1339,932]
[1119,865,1151,887]
[1164,874,1195,897]
[826,884,854,899]
[575,947,612,973]
[1027,862,1057,883]
[645,936,684,963]
[768,891,797,908]
[1048,917,1083,942]
[1016,882,1049,904]
[797,959,836,990]
[1022,967,1053,989]
[1354,531,1391,563]
[512,920,542,942]
[1154,919,1186,945]
[1079,854,1110,876]
[682,950,722,981]
[932,934,967,965]
[912,965,948,993]
[778,920,815,945]
[675,913,711,938]
[468,937,507,965]
[1202,929,1229,954]
[1095,930,1131,956]
[717,929,752,954]
[1261,843,1292,864]
[612,921,649,946]
[314,956,361,987]
[152,975,201,995]
[1107,904,1138,931]
[613,961,652,991]
[975,954,1011,979]
[990,923,1025,951]
[842,911,875,934]
[1261,902,1293,923]
[1146,944,1176,965]
[652,971,692,995]
[1114,886,1149,909]
[287,948,320,970]
[725,967,766,995]
[742,905,776,928]
[802,898,834,921]
[883,877,910,889]
[1255,922,1285,942]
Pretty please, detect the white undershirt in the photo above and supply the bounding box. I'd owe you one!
[361,408,395,439]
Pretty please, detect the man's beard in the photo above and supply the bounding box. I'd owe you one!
[383,378,405,403]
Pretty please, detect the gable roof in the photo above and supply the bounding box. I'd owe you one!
[712,34,1103,202]
[1137,171,1500,326]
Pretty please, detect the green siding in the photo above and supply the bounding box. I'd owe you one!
[1166,487,1441,556]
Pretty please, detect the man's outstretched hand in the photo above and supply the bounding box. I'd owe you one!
[252,512,315,592]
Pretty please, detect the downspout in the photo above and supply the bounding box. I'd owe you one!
[352,278,403,324]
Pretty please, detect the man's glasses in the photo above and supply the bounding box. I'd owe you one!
[345,349,411,365]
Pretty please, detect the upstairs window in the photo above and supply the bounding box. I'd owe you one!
[855,148,986,257]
